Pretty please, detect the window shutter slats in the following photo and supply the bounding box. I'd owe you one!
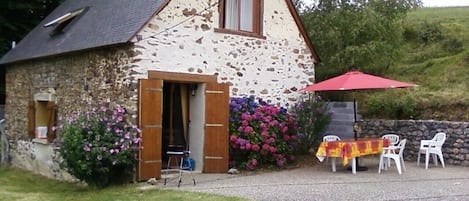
[28,101,36,139]
[46,101,56,142]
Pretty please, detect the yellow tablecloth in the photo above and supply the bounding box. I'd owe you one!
[316,138,390,166]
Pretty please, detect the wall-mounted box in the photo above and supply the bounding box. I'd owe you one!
[34,92,56,102]
[36,126,48,139]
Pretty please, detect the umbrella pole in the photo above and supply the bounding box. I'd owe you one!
[351,97,368,171]
[353,98,357,140]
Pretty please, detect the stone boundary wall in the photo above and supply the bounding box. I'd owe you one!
[358,120,469,166]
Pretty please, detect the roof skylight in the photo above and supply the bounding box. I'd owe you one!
[44,7,88,35]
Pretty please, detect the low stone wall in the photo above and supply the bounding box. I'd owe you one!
[358,120,469,166]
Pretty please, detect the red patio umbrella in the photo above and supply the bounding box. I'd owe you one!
[301,70,417,138]
[302,70,417,92]
[301,70,417,171]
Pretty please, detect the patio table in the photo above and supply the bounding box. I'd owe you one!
[316,138,390,174]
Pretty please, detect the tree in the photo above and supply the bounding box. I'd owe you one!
[0,0,63,57]
[292,0,308,12]
[0,0,62,104]
[300,0,422,81]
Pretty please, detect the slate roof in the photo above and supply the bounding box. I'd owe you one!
[0,0,319,65]
[0,0,167,65]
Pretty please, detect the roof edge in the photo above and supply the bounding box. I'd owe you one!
[0,42,132,66]
[126,0,171,43]
[285,0,321,64]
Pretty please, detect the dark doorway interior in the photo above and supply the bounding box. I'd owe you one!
[162,82,190,167]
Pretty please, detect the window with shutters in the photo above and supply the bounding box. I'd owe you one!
[29,92,56,143]
[216,0,265,38]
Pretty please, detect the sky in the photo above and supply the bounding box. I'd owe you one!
[302,0,469,7]
[422,0,469,7]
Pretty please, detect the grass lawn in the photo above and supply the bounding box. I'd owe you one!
[0,166,249,201]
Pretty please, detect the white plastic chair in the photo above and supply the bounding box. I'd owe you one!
[381,134,400,167]
[323,135,341,142]
[382,134,400,146]
[417,132,446,169]
[379,139,407,174]
[322,135,341,172]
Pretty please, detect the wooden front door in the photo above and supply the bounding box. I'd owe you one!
[138,79,163,181]
[203,82,229,173]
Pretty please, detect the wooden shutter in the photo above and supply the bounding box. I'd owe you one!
[203,82,229,173]
[27,101,35,139]
[138,79,163,181]
[46,101,56,142]
[252,0,262,34]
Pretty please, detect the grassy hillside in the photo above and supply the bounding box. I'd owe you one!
[359,6,469,121]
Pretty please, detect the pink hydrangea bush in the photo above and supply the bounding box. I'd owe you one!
[56,103,142,188]
[229,96,298,170]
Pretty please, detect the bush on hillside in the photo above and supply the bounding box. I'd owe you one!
[366,94,420,120]
[418,21,443,45]
[441,37,464,54]
[403,24,419,43]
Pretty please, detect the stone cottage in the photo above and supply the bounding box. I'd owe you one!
[0,0,319,181]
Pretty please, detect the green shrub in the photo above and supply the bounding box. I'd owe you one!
[56,103,142,188]
[290,94,332,154]
[367,96,386,118]
[366,94,419,119]
[402,21,443,45]
[403,24,419,43]
[441,37,464,54]
[398,96,420,119]
[418,21,443,44]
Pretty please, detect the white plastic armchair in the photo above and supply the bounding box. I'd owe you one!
[323,135,341,142]
[417,132,446,169]
[381,134,400,167]
[382,134,400,146]
[322,135,341,172]
[379,139,407,174]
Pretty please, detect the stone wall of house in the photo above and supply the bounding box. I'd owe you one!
[0,104,4,119]
[130,0,316,107]
[4,45,137,180]
[358,119,469,166]
[3,0,316,179]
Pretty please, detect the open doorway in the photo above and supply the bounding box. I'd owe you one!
[138,72,229,181]
[162,82,194,168]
